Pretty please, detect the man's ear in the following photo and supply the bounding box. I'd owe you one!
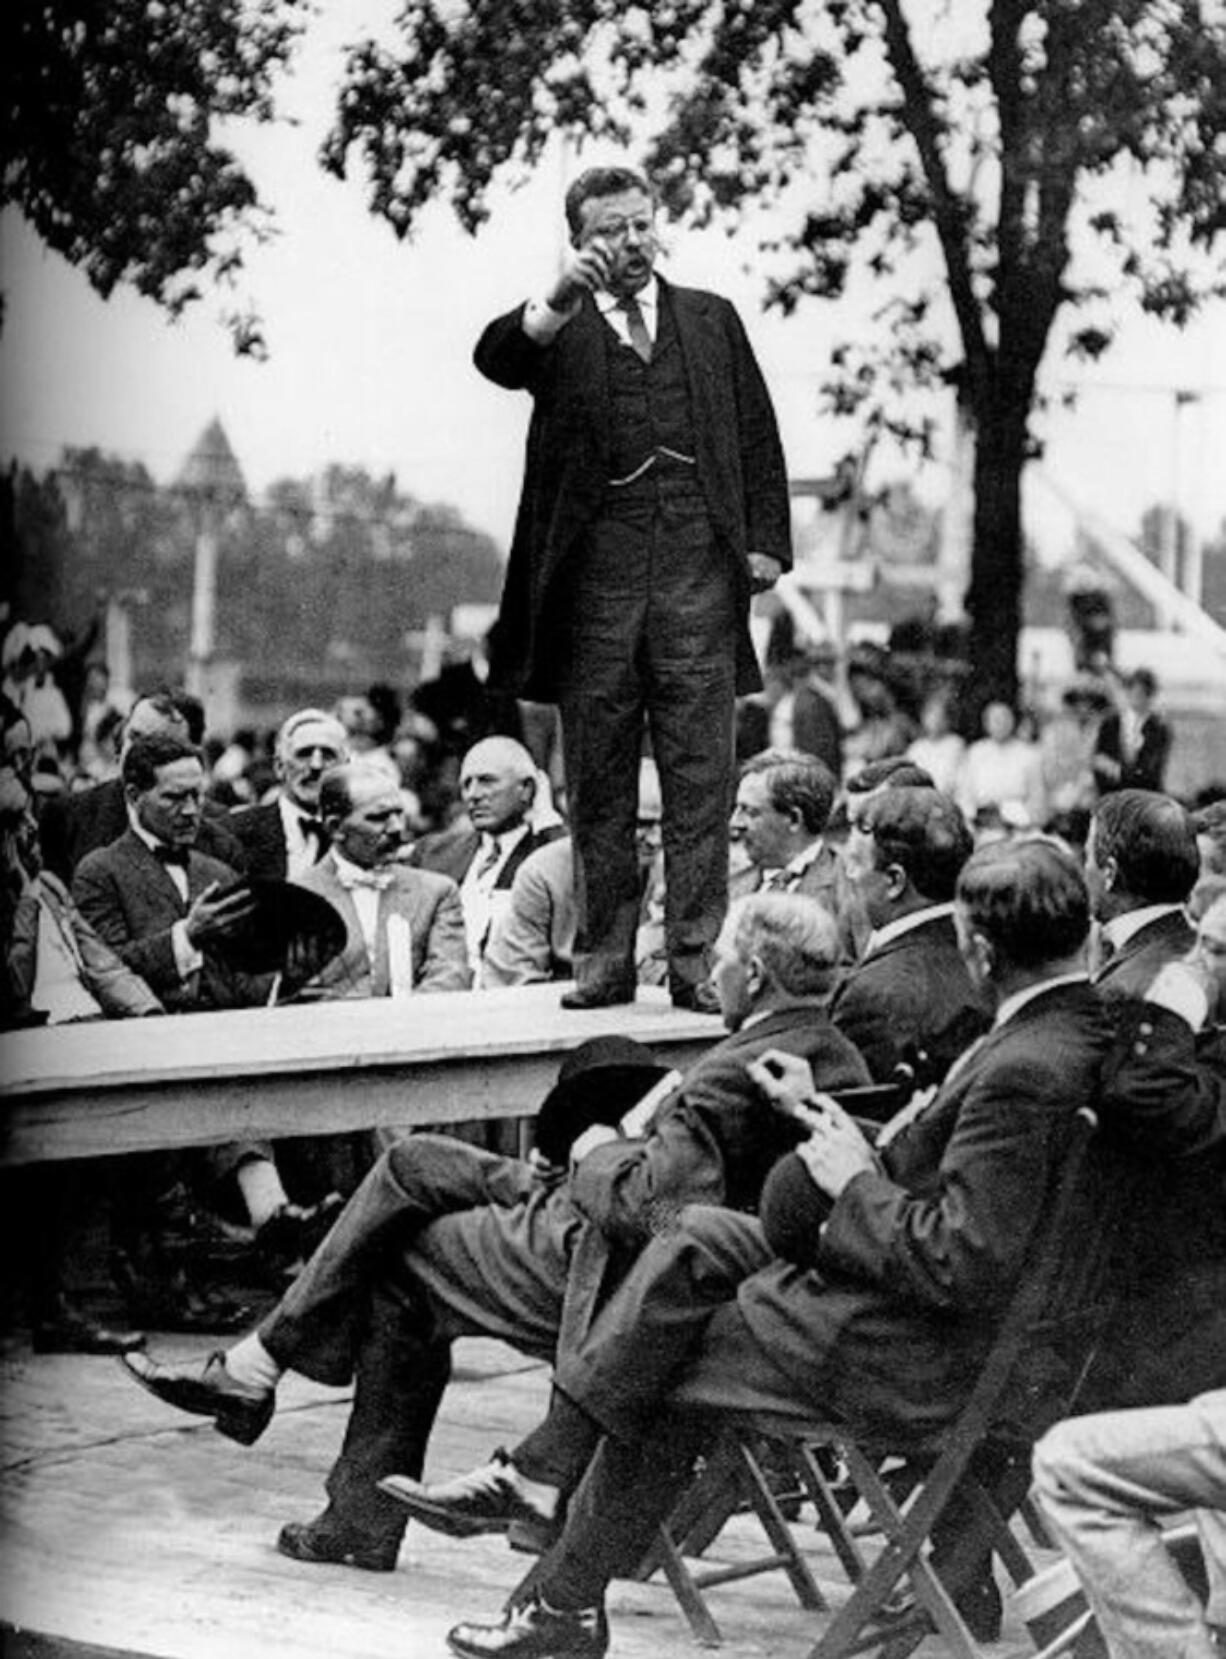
[884,862,908,900]
[1101,855,1118,893]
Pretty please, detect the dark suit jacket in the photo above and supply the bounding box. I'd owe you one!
[559,1001,871,1353]
[829,910,992,1083]
[1091,1003,1226,1404]
[791,681,843,778]
[1093,908,1196,1003]
[72,829,254,1011]
[738,982,1112,1438]
[41,776,248,884]
[474,278,792,701]
[411,820,565,888]
[1094,710,1172,792]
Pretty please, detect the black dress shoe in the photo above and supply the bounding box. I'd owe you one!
[559,984,636,1010]
[276,1513,399,1572]
[379,1450,555,1541]
[671,981,721,1015]
[32,1298,146,1356]
[448,1593,608,1659]
[120,1349,275,1446]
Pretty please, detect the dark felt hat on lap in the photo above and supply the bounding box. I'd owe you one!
[533,1035,672,1165]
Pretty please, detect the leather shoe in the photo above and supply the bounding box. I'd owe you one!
[276,1513,399,1572]
[448,1593,608,1659]
[379,1450,555,1542]
[32,1298,146,1356]
[120,1349,275,1446]
[256,1193,345,1274]
[671,981,721,1015]
[559,984,636,1010]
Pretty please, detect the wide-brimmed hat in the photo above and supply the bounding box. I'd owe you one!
[533,1035,672,1165]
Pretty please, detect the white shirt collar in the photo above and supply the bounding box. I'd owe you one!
[865,902,955,957]
[1102,903,1182,952]
[994,971,1089,1029]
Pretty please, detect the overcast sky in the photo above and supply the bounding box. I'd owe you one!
[2,2,1223,557]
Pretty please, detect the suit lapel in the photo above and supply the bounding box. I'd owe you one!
[314,860,369,990]
[122,830,186,913]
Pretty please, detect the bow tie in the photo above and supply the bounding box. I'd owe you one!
[335,864,395,892]
[298,815,329,850]
[152,844,189,870]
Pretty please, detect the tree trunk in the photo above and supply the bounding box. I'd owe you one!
[964,395,1029,718]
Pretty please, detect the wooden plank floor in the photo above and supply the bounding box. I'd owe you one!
[0,1329,1043,1659]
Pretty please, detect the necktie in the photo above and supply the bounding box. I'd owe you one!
[299,816,329,859]
[474,838,502,881]
[152,844,189,870]
[619,296,652,364]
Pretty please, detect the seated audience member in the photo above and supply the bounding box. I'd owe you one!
[230,708,349,880]
[1033,1389,1226,1659]
[413,736,564,987]
[0,768,158,1353]
[120,894,870,1573]
[830,786,991,1081]
[294,761,469,999]
[1085,788,1199,994]
[957,699,1046,830]
[833,756,935,959]
[39,690,247,881]
[729,749,839,906]
[482,761,662,990]
[907,689,966,797]
[410,841,1113,1659]
[72,732,335,1279]
[1093,667,1172,794]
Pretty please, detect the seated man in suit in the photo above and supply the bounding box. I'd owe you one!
[413,736,564,987]
[482,759,664,990]
[728,748,839,906]
[39,690,247,881]
[1086,788,1199,997]
[829,785,991,1081]
[294,760,469,999]
[1,767,159,1353]
[428,841,1115,1659]
[72,732,334,1285]
[230,708,349,880]
[121,893,870,1573]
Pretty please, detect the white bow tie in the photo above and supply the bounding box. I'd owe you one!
[336,864,395,892]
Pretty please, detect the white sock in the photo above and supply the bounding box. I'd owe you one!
[235,1158,288,1228]
[225,1333,283,1393]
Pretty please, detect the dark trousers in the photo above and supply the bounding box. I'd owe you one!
[558,488,737,997]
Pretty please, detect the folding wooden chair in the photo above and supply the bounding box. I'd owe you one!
[646,1104,1125,1652]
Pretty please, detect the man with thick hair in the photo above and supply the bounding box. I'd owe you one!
[475,163,791,1012]
[121,893,869,1573]
[829,786,990,1080]
[1086,788,1199,997]
[730,749,839,905]
[436,841,1113,1659]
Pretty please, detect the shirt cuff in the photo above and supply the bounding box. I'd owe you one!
[1144,963,1211,1031]
[522,297,576,343]
[171,920,204,980]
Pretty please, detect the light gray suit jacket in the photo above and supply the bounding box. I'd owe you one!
[294,853,471,998]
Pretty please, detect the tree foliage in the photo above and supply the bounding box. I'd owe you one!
[2,0,308,353]
[323,0,1226,703]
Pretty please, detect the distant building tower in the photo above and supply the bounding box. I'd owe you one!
[177,417,247,715]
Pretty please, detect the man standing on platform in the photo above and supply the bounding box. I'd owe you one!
[475,164,792,1012]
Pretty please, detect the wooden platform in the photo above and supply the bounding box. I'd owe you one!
[0,1331,1046,1659]
[0,986,718,1166]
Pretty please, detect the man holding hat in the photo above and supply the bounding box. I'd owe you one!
[123,891,868,1572]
